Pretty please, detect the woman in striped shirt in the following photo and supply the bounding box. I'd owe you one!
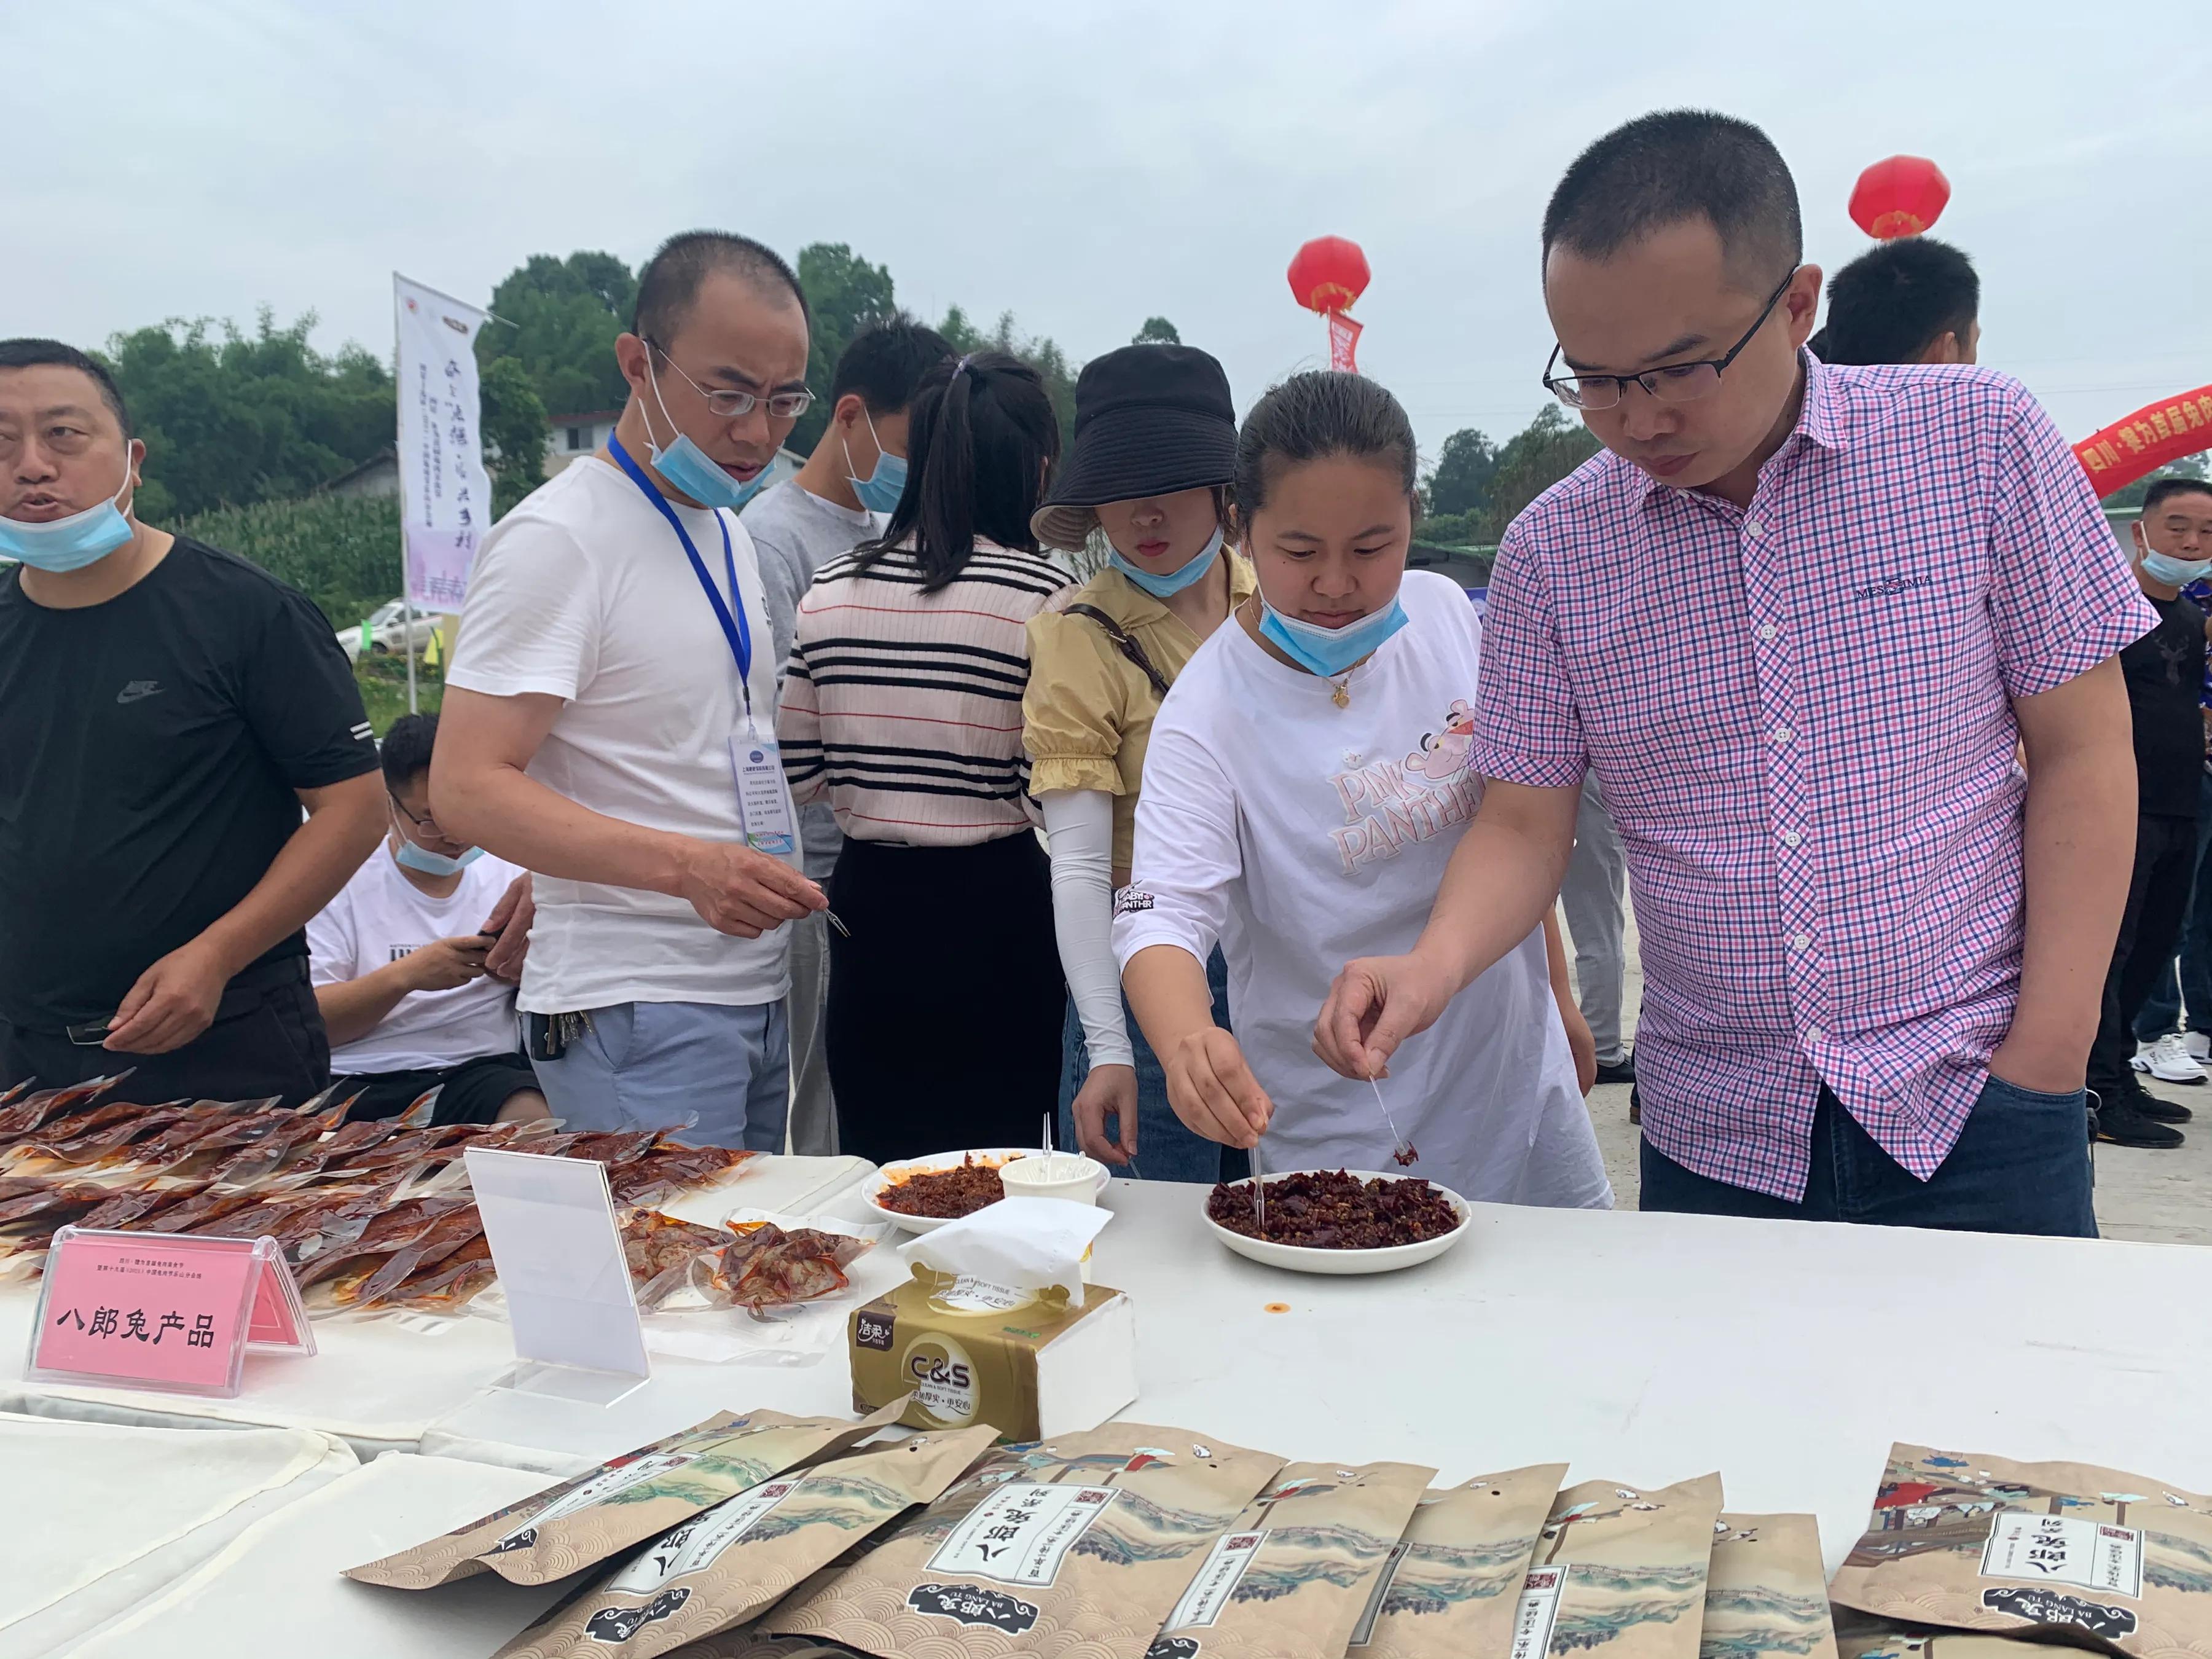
[779,350,1073,1161]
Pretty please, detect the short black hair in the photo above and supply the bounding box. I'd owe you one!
[379,712,438,790]
[0,337,133,438]
[1818,237,1979,366]
[855,350,1060,592]
[1234,372,1419,525]
[1542,109,1802,288]
[2144,476,2212,516]
[631,231,808,346]
[831,315,954,416]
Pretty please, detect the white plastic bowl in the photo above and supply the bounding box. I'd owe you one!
[864,1148,1112,1234]
[1202,1170,1474,1276]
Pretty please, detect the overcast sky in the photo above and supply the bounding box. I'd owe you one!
[7,0,2207,460]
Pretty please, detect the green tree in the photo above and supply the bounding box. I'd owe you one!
[1133,316,1181,345]
[1422,428,1499,517]
[105,310,394,520]
[789,242,899,455]
[1477,407,1602,540]
[2107,455,2211,513]
[479,356,549,518]
[938,306,1080,450]
[477,251,635,422]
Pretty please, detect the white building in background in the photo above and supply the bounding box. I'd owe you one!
[543,409,805,489]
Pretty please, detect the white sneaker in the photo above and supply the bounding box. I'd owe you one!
[2137,1032,2208,1084]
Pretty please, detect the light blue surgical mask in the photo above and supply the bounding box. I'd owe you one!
[1258,592,1410,678]
[844,408,908,515]
[394,837,485,877]
[0,458,135,573]
[1111,525,1224,599]
[642,354,769,511]
[2139,526,2212,588]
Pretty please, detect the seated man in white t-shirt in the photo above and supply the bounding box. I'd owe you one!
[307,714,547,1126]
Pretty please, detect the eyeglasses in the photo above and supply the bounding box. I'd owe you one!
[1541,268,1798,412]
[649,342,814,422]
[389,793,442,838]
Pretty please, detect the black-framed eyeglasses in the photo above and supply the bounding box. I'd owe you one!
[389,793,442,837]
[1541,267,1798,412]
[648,340,814,422]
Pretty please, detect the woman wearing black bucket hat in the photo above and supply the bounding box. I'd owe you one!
[1024,343,1255,1181]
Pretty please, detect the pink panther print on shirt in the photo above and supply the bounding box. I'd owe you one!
[1328,699,1484,875]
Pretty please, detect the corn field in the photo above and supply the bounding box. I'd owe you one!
[178,494,402,631]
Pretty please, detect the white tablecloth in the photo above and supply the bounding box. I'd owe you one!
[57,1452,565,1659]
[0,1155,874,1458]
[0,1413,356,1659]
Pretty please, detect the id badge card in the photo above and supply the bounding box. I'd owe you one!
[731,727,798,857]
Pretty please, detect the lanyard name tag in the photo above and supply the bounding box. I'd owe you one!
[732,728,797,857]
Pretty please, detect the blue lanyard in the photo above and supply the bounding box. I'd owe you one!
[607,433,753,712]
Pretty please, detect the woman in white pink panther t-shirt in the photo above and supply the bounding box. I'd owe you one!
[1113,372,1610,1207]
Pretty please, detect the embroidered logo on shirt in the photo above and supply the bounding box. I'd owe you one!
[1851,573,1937,600]
[115,680,163,704]
[1115,889,1156,916]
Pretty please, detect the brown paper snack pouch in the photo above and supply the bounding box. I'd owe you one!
[1828,1444,2212,1659]
[1510,1474,1727,1659]
[496,1426,999,1659]
[767,1422,1287,1658]
[1699,1514,1838,1659]
[661,1636,868,1658]
[346,1402,910,1589]
[1142,1459,1434,1659]
[1347,1462,1567,1657]
[1829,1606,2031,1659]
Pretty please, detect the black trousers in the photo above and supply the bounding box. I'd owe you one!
[335,1053,542,1126]
[825,833,1066,1165]
[2088,811,2199,1096]
[0,957,329,1108]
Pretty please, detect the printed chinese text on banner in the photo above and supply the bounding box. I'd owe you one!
[394,274,490,613]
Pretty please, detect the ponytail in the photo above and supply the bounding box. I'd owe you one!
[856,349,1060,592]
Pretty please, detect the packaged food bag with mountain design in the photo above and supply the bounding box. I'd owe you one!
[1508,1474,1726,1659]
[345,1402,908,1589]
[765,1422,1285,1658]
[1698,1513,1837,1659]
[1140,1459,1433,1659]
[1828,1444,2212,1658]
[1347,1463,1567,1658]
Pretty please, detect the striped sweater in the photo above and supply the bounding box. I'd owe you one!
[779,540,1073,846]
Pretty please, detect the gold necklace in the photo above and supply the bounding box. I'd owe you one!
[1329,673,1352,708]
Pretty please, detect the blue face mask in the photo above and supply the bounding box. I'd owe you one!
[641,355,769,511]
[394,837,485,877]
[1258,592,1410,678]
[844,408,908,515]
[0,458,135,573]
[2139,528,2212,588]
[1110,525,1224,599]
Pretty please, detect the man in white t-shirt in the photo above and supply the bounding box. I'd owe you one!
[433,232,827,1149]
[739,315,951,1156]
[308,713,544,1125]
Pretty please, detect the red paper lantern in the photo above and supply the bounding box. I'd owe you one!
[1287,236,1371,316]
[2073,386,2212,499]
[1849,156,1951,240]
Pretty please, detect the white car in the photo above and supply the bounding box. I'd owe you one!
[337,600,442,663]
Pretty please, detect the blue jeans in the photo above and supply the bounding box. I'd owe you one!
[531,1000,790,1152]
[1638,1075,2096,1236]
[2134,772,2212,1040]
[1057,949,1244,1183]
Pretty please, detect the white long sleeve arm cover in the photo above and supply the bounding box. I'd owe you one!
[1040,788,1135,1070]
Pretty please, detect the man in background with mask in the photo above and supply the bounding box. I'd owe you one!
[1317,112,2151,1235]
[434,232,827,1150]
[0,338,386,1104]
[308,712,546,1125]
[740,315,951,1155]
[2085,476,2212,1148]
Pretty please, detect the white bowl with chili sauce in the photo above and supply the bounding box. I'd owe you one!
[865,1147,1112,1235]
[1203,1169,1475,1275]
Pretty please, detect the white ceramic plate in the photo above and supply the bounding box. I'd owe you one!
[865,1148,1112,1234]
[1202,1170,1474,1276]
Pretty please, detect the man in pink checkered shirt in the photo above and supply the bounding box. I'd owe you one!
[1316,111,2151,1234]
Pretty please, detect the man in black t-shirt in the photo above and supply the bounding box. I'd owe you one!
[2085,476,2212,1149]
[0,339,385,1104]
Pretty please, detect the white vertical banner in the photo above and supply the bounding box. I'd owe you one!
[393,273,490,612]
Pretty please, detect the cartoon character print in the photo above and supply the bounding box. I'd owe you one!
[1405,700,1476,783]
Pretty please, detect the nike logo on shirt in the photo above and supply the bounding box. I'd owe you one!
[116,680,163,704]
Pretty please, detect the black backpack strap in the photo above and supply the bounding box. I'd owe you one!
[1065,603,1172,700]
